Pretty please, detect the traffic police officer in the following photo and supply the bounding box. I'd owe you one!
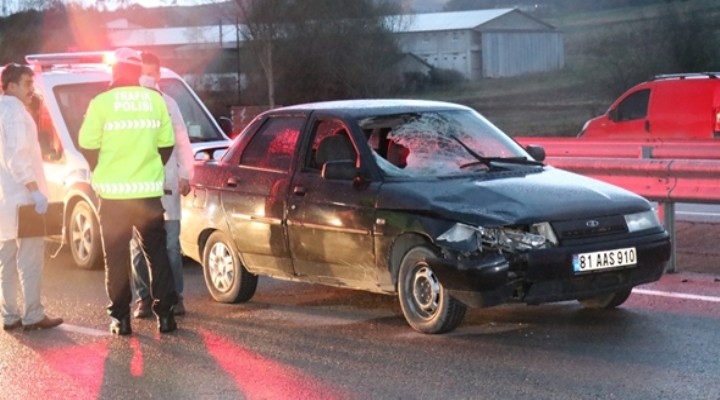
[79,48,177,335]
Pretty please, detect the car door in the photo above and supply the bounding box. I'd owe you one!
[287,115,380,289]
[219,114,304,277]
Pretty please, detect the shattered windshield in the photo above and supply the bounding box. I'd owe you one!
[359,110,534,178]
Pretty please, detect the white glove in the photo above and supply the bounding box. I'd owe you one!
[30,190,48,214]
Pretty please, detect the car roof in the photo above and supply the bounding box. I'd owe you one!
[274,99,472,117]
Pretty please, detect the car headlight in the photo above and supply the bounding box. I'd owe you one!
[486,223,557,251]
[530,222,558,246]
[437,222,557,253]
[624,210,661,233]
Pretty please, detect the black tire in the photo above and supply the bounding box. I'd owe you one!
[68,201,103,270]
[397,245,466,334]
[203,231,258,303]
[578,288,633,309]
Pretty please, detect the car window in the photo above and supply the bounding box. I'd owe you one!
[615,89,650,122]
[240,116,303,171]
[359,110,528,178]
[305,119,356,171]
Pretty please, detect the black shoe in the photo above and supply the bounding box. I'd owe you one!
[133,297,153,319]
[110,317,132,335]
[157,313,177,333]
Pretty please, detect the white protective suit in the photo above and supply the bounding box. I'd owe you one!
[0,94,48,239]
[161,93,194,220]
[0,94,49,325]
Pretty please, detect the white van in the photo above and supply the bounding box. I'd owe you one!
[15,51,230,269]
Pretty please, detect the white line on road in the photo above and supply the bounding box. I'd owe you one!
[633,288,720,303]
[56,324,111,337]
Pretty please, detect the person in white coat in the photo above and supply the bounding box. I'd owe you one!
[131,52,195,318]
[0,63,63,331]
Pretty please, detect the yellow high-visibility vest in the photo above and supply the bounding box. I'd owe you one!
[79,86,174,199]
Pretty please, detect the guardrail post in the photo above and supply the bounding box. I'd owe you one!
[660,201,677,273]
[641,145,653,159]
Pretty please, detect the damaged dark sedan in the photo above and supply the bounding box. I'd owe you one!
[180,99,671,334]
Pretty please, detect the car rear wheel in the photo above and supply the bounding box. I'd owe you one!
[68,201,103,270]
[397,245,466,334]
[578,288,633,309]
[203,231,258,303]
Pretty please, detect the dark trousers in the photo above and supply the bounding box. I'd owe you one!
[98,197,177,320]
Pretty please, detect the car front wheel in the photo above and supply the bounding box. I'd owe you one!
[397,245,466,334]
[68,201,102,270]
[578,288,633,309]
[203,231,258,303]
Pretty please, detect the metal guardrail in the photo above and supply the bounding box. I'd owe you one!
[516,137,720,273]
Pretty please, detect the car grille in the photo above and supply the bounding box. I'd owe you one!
[552,215,628,240]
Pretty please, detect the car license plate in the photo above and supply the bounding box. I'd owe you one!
[572,247,637,273]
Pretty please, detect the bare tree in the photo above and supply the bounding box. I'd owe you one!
[234,0,288,108]
[576,4,720,99]
[231,0,406,106]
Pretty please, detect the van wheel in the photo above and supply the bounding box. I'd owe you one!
[203,231,258,303]
[578,288,633,309]
[68,201,102,270]
[397,245,466,334]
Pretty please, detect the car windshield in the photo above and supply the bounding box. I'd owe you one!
[359,109,535,178]
[53,78,225,149]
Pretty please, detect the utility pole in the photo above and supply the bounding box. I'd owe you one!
[236,16,242,105]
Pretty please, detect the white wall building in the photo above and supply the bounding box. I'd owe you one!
[395,9,564,79]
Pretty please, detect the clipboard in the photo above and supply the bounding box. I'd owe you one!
[17,202,64,238]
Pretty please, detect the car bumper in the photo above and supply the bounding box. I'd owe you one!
[429,230,671,307]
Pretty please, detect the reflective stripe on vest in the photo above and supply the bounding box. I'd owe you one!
[92,181,164,196]
[103,119,161,131]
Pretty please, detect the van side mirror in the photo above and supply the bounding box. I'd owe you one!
[525,145,546,162]
[608,109,618,122]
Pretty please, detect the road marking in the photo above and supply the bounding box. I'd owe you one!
[56,324,111,337]
[633,288,720,303]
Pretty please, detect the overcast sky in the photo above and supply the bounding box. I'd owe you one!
[1,0,212,15]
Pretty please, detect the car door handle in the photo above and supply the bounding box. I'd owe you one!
[293,186,307,196]
[227,177,240,187]
[644,120,650,132]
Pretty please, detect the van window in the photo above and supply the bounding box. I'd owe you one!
[158,78,227,143]
[54,78,226,149]
[31,95,63,162]
[615,89,650,122]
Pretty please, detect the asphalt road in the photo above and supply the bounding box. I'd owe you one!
[1,245,719,400]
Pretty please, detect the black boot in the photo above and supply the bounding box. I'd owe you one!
[157,312,177,333]
[110,317,132,335]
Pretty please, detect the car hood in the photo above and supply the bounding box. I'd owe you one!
[376,167,650,226]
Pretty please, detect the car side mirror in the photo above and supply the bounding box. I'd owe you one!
[322,160,358,180]
[608,108,618,122]
[525,145,546,162]
[194,146,228,161]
